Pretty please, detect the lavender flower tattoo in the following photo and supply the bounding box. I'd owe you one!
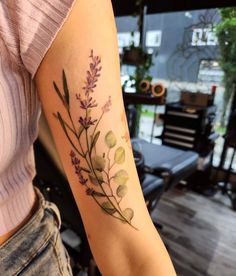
[53,50,137,230]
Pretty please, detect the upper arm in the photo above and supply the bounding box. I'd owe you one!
[35,0,124,162]
[34,1,176,275]
[35,0,121,92]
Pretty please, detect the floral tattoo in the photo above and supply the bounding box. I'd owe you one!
[53,50,138,230]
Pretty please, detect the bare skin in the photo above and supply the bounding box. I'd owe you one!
[1,0,176,275]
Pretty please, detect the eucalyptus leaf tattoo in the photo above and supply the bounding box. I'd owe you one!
[52,50,138,230]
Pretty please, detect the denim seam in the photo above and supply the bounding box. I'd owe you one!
[45,207,60,229]
[64,247,72,275]
[49,230,64,276]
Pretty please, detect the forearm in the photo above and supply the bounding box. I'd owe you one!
[35,0,175,275]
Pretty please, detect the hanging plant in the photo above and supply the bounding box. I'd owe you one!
[216,8,236,127]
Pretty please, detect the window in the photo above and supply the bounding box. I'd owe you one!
[191,28,218,46]
[146,30,162,47]
[198,60,223,84]
[117,32,140,50]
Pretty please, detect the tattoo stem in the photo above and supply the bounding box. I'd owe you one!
[92,111,104,139]
[107,148,125,215]
[89,137,133,226]
[67,108,93,173]
[68,108,86,156]
[91,112,104,154]
[53,113,76,136]
[92,195,135,224]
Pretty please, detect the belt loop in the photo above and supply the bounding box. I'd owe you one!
[45,201,62,229]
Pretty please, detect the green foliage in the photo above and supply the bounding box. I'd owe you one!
[114,147,125,164]
[122,208,134,223]
[216,8,236,126]
[101,202,116,215]
[134,51,155,91]
[220,8,236,19]
[92,155,106,172]
[105,131,117,148]
[122,45,155,92]
[114,170,129,185]
[121,0,157,136]
[90,131,100,155]
[53,58,138,229]
[62,69,70,105]
[53,82,65,105]
[89,171,103,186]
[116,185,128,198]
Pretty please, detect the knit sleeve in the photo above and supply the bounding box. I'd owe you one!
[0,0,76,79]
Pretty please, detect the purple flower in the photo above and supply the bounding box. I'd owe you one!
[72,157,80,165]
[70,150,88,186]
[75,165,82,174]
[79,116,97,129]
[76,94,97,109]
[83,50,102,96]
[79,175,88,185]
[70,150,76,158]
[86,188,95,196]
[102,96,112,113]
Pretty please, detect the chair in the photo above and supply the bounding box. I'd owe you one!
[132,138,199,190]
[133,148,165,213]
[141,174,164,212]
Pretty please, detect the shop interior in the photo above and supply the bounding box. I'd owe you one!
[33,1,236,275]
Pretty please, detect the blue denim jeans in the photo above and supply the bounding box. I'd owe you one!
[0,187,73,276]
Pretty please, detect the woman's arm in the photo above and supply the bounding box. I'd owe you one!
[35,0,176,275]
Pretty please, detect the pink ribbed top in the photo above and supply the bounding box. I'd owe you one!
[0,0,75,236]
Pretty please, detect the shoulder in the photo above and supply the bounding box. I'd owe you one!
[0,0,76,78]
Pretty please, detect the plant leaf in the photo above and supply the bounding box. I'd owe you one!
[57,112,70,139]
[62,69,69,105]
[114,170,129,185]
[57,112,83,158]
[80,166,91,173]
[114,147,125,164]
[93,191,107,197]
[92,155,106,172]
[101,201,116,214]
[116,185,128,198]
[90,131,100,154]
[54,112,76,135]
[89,171,103,185]
[105,131,117,148]
[53,81,65,105]
[122,208,134,223]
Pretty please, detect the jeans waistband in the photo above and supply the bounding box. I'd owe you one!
[0,186,62,275]
[41,192,62,229]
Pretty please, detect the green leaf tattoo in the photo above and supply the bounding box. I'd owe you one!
[114,170,129,185]
[116,185,128,198]
[114,147,125,164]
[62,69,70,106]
[53,49,138,230]
[105,131,117,148]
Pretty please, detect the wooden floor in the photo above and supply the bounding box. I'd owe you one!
[152,187,236,276]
